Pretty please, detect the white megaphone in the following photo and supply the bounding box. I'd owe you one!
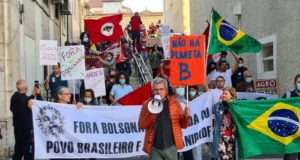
[147,95,163,114]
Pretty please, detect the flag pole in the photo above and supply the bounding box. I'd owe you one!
[186,85,189,106]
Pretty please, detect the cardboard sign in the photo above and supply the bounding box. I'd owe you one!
[60,45,85,80]
[254,79,279,95]
[84,68,106,97]
[161,36,171,59]
[160,25,170,37]
[39,40,58,65]
[146,37,162,47]
[170,35,206,85]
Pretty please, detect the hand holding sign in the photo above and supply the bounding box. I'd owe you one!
[184,106,191,118]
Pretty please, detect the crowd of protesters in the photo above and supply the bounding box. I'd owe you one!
[9,11,300,160]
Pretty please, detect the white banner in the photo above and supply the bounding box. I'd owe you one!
[84,68,106,97]
[237,92,278,100]
[39,40,58,65]
[60,45,85,80]
[32,92,213,159]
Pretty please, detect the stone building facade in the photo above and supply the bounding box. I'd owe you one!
[0,0,84,157]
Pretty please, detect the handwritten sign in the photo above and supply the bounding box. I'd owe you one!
[39,40,58,65]
[254,79,279,95]
[146,37,162,47]
[161,36,170,59]
[170,35,206,85]
[160,25,170,37]
[84,68,106,97]
[60,45,85,80]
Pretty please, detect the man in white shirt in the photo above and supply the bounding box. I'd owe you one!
[210,52,239,88]
[211,76,226,105]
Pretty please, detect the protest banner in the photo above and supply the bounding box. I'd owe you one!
[170,35,206,85]
[254,79,279,95]
[39,40,58,65]
[59,45,85,80]
[32,92,214,159]
[84,68,106,97]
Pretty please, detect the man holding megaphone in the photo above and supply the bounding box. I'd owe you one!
[138,78,191,160]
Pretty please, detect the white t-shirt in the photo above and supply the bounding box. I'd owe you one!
[212,69,233,87]
[211,88,223,105]
[207,69,216,84]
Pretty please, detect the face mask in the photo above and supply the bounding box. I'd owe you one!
[239,64,243,67]
[245,77,252,83]
[189,91,196,97]
[119,79,126,84]
[296,83,300,91]
[107,57,113,61]
[84,98,92,103]
[176,88,185,96]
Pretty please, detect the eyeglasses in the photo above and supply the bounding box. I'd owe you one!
[153,88,165,92]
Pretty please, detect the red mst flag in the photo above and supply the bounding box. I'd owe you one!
[84,14,124,43]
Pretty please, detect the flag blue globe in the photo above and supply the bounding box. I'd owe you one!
[268,109,299,137]
[219,20,238,41]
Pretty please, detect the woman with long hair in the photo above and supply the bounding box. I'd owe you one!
[211,87,237,160]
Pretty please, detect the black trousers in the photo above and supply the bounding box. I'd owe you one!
[132,31,141,53]
[13,128,34,160]
[283,153,300,160]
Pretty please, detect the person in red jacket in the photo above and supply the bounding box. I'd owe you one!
[138,77,190,160]
[130,12,142,53]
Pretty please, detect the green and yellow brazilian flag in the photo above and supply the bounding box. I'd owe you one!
[207,8,262,55]
[229,97,300,158]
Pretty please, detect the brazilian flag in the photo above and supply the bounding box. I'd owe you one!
[207,8,262,55]
[229,97,300,158]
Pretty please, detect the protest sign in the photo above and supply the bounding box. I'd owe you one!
[60,45,85,80]
[160,25,170,37]
[84,68,106,97]
[146,37,162,47]
[161,36,170,59]
[39,40,58,65]
[170,35,206,85]
[32,92,214,158]
[254,79,279,95]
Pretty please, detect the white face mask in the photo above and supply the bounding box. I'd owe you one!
[84,98,92,103]
[245,77,252,83]
[296,83,300,91]
[239,64,243,67]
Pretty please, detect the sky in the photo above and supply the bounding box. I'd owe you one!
[123,0,163,12]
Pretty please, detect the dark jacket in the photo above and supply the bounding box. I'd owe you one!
[10,92,42,129]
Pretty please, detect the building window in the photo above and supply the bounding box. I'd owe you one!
[55,4,59,19]
[43,0,49,7]
[262,43,274,72]
[256,35,277,79]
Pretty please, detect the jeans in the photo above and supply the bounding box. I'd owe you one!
[150,145,178,160]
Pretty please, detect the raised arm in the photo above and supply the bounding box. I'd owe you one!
[231,52,240,74]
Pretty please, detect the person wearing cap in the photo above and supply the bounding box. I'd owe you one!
[138,77,190,160]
